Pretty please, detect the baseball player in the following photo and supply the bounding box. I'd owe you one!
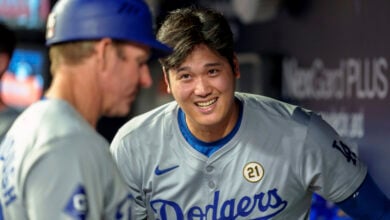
[110,6,390,220]
[0,0,171,219]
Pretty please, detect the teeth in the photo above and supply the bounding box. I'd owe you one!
[197,98,217,107]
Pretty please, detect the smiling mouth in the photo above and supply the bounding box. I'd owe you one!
[196,98,217,108]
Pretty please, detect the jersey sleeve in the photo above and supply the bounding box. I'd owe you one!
[23,136,133,220]
[300,112,367,203]
[336,173,390,219]
[111,135,147,220]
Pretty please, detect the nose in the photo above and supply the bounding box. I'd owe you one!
[194,77,211,96]
[140,66,152,88]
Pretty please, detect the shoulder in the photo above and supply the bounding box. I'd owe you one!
[1,100,114,200]
[239,93,343,145]
[9,99,109,156]
[113,101,178,142]
[236,92,313,126]
[110,101,178,164]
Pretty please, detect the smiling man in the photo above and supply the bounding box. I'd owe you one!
[110,6,390,220]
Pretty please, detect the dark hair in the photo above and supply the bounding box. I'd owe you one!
[0,22,17,57]
[157,6,235,72]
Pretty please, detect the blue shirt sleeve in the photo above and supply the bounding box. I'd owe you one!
[336,173,390,219]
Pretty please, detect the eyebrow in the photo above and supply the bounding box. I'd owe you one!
[175,62,223,73]
[138,56,149,63]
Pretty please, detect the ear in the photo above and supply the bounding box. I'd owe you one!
[233,53,241,79]
[94,38,113,72]
[0,53,10,75]
[162,67,171,94]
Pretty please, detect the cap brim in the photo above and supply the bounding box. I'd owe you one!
[149,40,173,59]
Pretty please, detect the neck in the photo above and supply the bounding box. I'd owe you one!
[45,67,101,128]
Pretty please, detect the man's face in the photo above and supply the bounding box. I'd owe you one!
[101,42,152,117]
[165,44,240,139]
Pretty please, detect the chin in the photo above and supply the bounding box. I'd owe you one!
[119,108,131,117]
[195,117,220,127]
[108,107,131,117]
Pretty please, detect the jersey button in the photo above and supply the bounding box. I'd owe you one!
[208,181,216,188]
[206,166,214,173]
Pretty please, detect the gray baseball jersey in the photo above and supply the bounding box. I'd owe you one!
[0,99,133,220]
[110,92,367,220]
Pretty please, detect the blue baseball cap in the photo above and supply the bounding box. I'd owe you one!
[46,0,172,57]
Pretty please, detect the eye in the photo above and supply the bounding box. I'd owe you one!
[208,68,219,75]
[178,73,191,80]
[136,59,148,68]
[139,61,146,68]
